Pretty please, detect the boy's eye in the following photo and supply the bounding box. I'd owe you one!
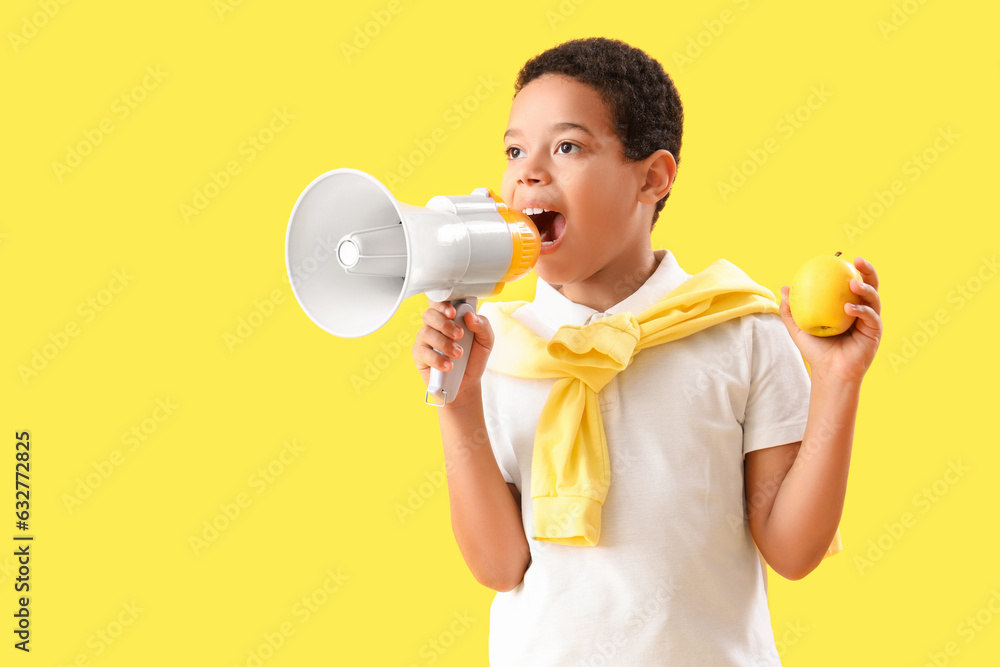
[505,146,522,159]
[557,142,581,155]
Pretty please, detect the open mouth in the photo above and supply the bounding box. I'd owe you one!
[521,207,567,249]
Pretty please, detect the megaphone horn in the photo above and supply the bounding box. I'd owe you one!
[285,168,540,405]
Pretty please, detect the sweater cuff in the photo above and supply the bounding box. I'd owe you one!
[532,496,602,546]
[823,527,843,558]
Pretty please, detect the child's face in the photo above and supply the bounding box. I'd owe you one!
[500,73,657,290]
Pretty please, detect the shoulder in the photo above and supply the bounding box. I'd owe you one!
[479,299,553,342]
[478,300,520,341]
[478,299,529,322]
[739,312,809,384]
[740,311,793,351]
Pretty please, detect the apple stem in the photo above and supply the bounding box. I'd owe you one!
[835,251,842,257]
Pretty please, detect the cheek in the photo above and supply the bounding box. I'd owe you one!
[500,170,514,203]
[565,171,605,210]
[569,160,612,193]
[558,169,586,203]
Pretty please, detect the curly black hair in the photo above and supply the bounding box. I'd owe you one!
[514,37,683,227]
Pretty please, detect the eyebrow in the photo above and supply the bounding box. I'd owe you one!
[503,121,595,141]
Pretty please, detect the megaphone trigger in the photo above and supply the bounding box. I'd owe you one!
[425,297,478,407]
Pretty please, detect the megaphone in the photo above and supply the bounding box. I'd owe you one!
[285,168,540,405]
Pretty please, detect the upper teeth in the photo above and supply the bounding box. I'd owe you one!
[521,207,550,216]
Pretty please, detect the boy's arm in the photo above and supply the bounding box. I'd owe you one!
[744,376,859,580]
[747,256,882,580]
[437,395,531,592]
[413,300,530,592]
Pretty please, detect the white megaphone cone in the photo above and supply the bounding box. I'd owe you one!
[285,168,540,405]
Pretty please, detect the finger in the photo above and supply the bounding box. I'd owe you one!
[423,306,465,341]
[413,341,456,373]
[427,299,462,324]
[462,310,494,350]
[853,256,879,292]
[418,324,464,359]
[778,286,791,318]
[462,309,491,333]
[427,299,454,315]
[849,278,881,316]
[778,286,802,337]
[844,301,883,342]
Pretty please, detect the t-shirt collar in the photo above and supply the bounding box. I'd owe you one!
[520,249,691,334]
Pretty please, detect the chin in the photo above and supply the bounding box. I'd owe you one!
[533,257,575,288]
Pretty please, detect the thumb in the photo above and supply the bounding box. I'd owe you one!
[466,310,489,332]
[464,310,494,343]
[778,286,801,338]
[462,307,484,327]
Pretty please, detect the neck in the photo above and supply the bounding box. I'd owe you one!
[554,248,664,312]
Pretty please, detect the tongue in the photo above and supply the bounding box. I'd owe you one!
[542,213,566,243]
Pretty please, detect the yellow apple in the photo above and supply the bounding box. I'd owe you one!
[789,252,864,337]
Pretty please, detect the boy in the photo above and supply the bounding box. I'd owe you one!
[411,37,881,665]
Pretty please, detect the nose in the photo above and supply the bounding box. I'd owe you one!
[514,150,550,187]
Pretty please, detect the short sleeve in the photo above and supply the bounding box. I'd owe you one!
[741,313,811,457]
[480,369,518,486]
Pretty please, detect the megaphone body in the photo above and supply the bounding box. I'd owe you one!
[285,168,540,405]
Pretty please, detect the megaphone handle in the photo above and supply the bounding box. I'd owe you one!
[426,297,478,406]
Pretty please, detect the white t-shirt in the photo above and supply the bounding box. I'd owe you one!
[478,249,812,666]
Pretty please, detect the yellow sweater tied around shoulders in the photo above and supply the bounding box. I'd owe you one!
[483,258,842,558]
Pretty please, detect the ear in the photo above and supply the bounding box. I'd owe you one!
[636,149,677,205]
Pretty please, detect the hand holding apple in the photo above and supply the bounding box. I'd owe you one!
[789,252,863,336]
[779,254,883,385]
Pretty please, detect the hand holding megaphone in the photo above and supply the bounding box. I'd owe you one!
[285,169,540,405]
[413,298,496,408]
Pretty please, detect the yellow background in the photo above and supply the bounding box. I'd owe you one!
[3,0,998,664]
